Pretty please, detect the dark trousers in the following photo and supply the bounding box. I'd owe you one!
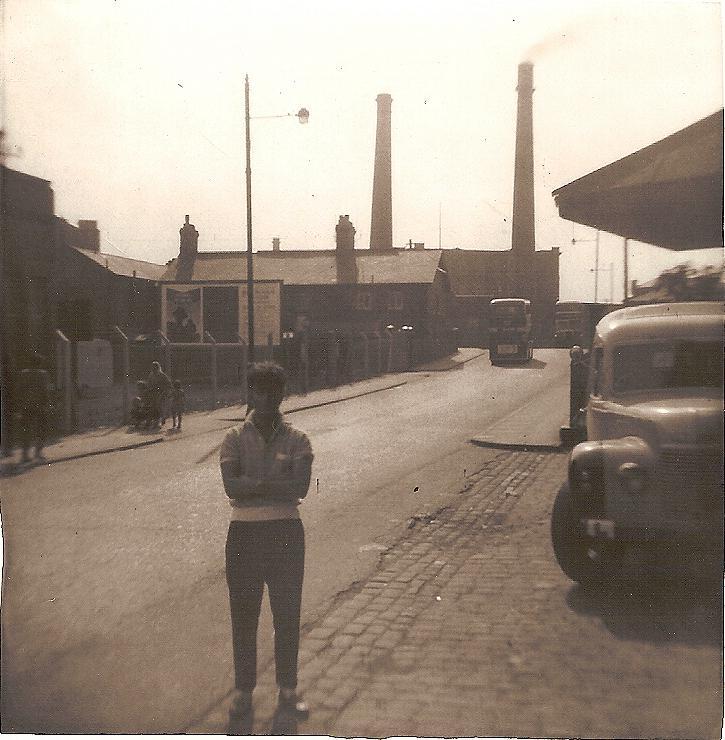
[225,519,305,692]
[21,409,46,458]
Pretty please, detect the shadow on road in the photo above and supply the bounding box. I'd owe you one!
[566,579,723,647]
[522,358,548,369]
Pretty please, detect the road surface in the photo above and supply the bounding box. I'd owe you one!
[3,350,571,731]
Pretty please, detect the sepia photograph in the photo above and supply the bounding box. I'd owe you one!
[1,0,723,736]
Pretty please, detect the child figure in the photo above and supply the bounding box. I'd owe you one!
[130,380,151,429]
[170,379,186,430]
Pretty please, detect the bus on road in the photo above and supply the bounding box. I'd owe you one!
[488,298,533,364]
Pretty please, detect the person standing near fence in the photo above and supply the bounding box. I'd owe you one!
[219,361,313,733]
[170,379,185,430]
[147,361,171,428]
[17,351,50,463]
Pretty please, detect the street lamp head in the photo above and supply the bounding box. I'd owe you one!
[296,108,310,124]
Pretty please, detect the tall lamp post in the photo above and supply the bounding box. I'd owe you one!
[244,74,309,363]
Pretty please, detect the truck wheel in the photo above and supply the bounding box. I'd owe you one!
[551,483,612,587]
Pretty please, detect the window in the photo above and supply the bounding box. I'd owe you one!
[354,290,372,311]
[613,341,722,393]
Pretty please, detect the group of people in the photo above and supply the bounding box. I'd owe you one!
[130,361,185,431]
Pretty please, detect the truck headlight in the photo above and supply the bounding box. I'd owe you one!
[618,462,648,494]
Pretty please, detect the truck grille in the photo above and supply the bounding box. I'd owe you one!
[659,446,724,521]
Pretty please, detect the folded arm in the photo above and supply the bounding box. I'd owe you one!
[220,430,313,504]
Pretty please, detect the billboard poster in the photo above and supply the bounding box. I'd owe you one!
[164,286,202,343]
[238,282,281,346]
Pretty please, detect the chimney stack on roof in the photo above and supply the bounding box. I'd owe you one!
[370,93,393,251]
[336,214,356,251]
[179,214,199,261]
[77,220,100,252]
[335,215,358,284]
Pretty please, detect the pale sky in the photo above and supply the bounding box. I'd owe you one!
[2,0,723,301]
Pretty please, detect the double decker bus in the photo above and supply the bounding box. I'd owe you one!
[488,298,533,364]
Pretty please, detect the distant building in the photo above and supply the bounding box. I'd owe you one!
[1,166,165,445]
[1,167,57,366]
[53,219,165,341]
[440,247,560,347]
[160,215,455,359]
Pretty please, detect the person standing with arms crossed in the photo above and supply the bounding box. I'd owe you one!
[219,361,313,732]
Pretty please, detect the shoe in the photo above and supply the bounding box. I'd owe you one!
[228,690,253,734]
[277,689,309,720]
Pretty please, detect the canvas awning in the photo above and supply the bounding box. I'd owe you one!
[552,109,723,250]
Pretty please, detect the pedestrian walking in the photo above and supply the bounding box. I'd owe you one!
[219,361,313,733]
[17,351,50,463]
[146,361,171,428]
[170,379,185,430]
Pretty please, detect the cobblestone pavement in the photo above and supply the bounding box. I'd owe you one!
[190,450,723,738]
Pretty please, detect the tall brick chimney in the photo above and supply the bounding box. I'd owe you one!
[179,214,199,261]
[370,93,393,251]
[510,62,535,293]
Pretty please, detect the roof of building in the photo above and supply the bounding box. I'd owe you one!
[73,248,167,281]
[553,109,724,250]
[160,248,445,285]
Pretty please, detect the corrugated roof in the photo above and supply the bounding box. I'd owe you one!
[160,249,444,285]
[73,248,167,281]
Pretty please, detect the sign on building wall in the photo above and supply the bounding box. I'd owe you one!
[162,282,281,345]
[238,282,281,345]
[165,287,202,342]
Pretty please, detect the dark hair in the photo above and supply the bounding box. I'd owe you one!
[247,361,287,392]
[173,379,181,388]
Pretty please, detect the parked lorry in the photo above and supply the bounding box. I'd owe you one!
[551,302,724,585]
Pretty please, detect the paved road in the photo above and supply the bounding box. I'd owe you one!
[192,449,721,738]
[2,350,572,732]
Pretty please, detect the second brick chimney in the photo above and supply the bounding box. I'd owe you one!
[370,93,393,251]
[179,215,199,261]
[335,215,356,251]
[77,220,100,252]
[335,215,358,284]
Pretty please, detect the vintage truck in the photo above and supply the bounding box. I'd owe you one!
[551,302,724,585]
